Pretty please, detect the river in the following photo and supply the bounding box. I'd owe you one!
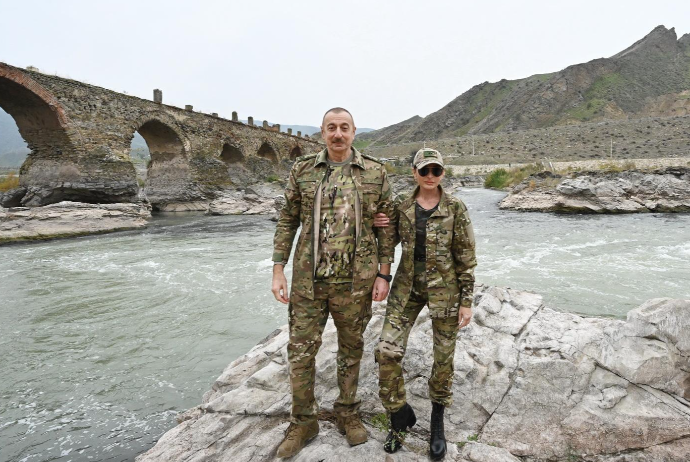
[1,188,688,461]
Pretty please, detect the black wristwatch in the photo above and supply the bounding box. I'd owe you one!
[376,273,392,283]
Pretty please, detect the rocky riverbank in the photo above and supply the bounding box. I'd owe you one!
[500,167,690,213]
[0,201,151,243]
[137,285,690,462]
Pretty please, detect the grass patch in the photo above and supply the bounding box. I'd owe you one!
[266,174,280,183]
[353,139,373,151]
[0,172,20,192]
[369,413,390,433]
[598,160,637,172]
[457,433,480,450]
[566,98,609,122]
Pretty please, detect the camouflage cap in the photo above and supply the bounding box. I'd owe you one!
[413,148,444,169]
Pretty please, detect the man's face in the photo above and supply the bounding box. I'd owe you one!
[321,111,356,157]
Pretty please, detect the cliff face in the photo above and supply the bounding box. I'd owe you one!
[360,26,690,145]
[137,286,690,462]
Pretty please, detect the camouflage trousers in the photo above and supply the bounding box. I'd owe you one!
[376,264,459,412]
[287,281,373,425]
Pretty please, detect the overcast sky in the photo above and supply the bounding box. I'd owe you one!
[1,0,689,129]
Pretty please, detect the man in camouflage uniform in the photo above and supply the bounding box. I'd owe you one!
[374,148,476,459]
[271,107,395,458]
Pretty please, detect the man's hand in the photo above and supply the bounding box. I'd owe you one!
[372,276,389,301]
[459,307,472,328]
[373,212,389,228]
[271,264,290,304]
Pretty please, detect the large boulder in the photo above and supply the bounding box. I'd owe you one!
[137,287,690,461]
[0,201,151,243]
[500,167,690,213]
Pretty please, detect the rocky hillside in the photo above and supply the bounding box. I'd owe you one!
[359,25,690,145]
[366,113,690,166]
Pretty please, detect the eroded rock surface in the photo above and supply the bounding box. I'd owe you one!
[207,185,284,217]
[500,168,690,213]
[0,201,151,243]
[137,286,690,461]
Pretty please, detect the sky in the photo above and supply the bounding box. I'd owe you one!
[1,0,689,129]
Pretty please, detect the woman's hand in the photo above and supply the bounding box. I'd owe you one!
[372,277,390,301]
[458,307,472,328]
[373,212,389,227]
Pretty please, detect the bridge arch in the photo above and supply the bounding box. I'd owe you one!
[257,141,278,163]
[127,116,191,207]
[289,146,303,160]
[220,142,244,165]
[0,65,75,161]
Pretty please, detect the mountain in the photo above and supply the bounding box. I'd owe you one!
[359,25,690,145]
[241,120,375,137]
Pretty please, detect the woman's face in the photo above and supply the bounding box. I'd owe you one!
[413,163,444,192]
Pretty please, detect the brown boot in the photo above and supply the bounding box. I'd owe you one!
[336,414,368,446]
[276,421,319,458]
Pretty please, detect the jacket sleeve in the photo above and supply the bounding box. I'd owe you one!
[272,164,301,265]
[373,168,397,264]
[452,200,477,308]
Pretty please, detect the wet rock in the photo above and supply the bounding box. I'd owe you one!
[500,167,690,213]
[137,287,690,462]
[0,201,151,243]
[0,187,26,208]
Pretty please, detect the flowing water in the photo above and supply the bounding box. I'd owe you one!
[1,188,688,461]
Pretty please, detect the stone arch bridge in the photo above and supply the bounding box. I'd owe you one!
[0,62,322,209]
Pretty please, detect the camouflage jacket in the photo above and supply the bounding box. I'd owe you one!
[388,186,477,318]
[272,148,395,300]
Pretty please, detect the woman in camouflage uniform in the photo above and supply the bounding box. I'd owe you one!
[374,148,477,460]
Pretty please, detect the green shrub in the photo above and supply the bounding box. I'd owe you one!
[484,168,509,188]
[484,163,546,189]
[266,174,280,183]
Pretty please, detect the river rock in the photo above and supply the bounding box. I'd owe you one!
[137,286,690,461]
[207,190,281,216]
[0,186,27,208]
[500,167,690,213]
[0,201,151,243]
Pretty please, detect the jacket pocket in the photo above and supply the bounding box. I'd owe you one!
[360,178,382,216]
[297,179,317,222]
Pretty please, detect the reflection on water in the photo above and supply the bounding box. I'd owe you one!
[1,190,688,461]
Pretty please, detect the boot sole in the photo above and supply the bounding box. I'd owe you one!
[430,444,446,461]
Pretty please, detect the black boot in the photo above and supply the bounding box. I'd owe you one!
[430,402,447,460]
[384,403,417,453]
